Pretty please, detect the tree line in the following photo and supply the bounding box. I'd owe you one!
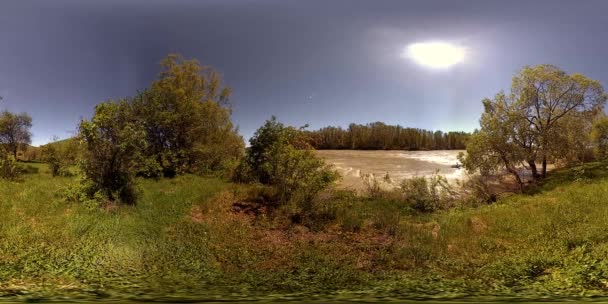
[305,122,469,150]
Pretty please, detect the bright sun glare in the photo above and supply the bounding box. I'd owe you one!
[403,42,465,68]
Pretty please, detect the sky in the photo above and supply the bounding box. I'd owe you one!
[1,0,608,146]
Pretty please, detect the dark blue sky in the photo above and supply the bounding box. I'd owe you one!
[1,0,607,145]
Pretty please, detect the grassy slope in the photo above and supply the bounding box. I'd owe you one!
[2,162,608,301]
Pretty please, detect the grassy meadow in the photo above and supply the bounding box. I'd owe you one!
[1,162,608,301]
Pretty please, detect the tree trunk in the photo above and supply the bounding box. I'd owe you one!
[528,160,539,179]
[508,167,524,192]
[541,156,547,178]
[12,147,17,160]
[501,155,524,192]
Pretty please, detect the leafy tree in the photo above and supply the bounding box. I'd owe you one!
[0,111,32,159]
[511,65,606,177]
[461,65,607,188]
[132,54,243,177]
[78,100,146,204]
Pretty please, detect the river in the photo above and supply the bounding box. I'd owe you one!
[315,150,465,190]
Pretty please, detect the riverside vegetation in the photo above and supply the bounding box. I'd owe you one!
[1,58,608,301]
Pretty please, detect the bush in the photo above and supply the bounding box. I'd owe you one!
[238,117,339,221]
[78,100,146,205]
[361,173,383,198]
[0,151,20,180]
[361,172,396,198]
[400,173,454,213]
[42,142,76,177]
[457,174,497,206]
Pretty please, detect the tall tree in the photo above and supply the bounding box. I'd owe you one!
[132,54,243,177]
[0,111,33,159]
[461,65,606,188]
[512,65,606,177]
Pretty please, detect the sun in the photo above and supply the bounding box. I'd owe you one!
[403,42,465,68]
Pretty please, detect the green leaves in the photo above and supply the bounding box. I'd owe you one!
[76,54,245,205]
[78,99,145,205]
[132,55,243,177]
[591,115,608,159]
[462,65,608,189]
[239,117,338,218]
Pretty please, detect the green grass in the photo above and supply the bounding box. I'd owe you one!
[3,162,608,301]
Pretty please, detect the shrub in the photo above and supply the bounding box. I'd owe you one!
[457,174,497,206]
[361,173,383,198]
[60,175,107,209]
[361,172,397,198]
[42,143,74,177]
[78,100,146,205]
[0,151,20,180]
[239,117,339,221]
[400,173,454,212]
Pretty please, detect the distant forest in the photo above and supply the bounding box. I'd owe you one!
[305,122,469,150]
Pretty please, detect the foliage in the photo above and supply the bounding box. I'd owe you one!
[78,100,146,205]
[239,117,338,219]
[399,173,454,212]
[458,94,527,190]
[591,114,608,160]
[132,54,243,177]
[0,149,20,180]
[461,65,607,189]
[0,110,32,159]
[360,172,397,198]
[457,174,497,205]
[41,137,79,177]
[306,121,469,150]
[71,53,245,206]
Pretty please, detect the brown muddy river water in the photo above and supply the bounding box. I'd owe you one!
[316,150,465,190]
